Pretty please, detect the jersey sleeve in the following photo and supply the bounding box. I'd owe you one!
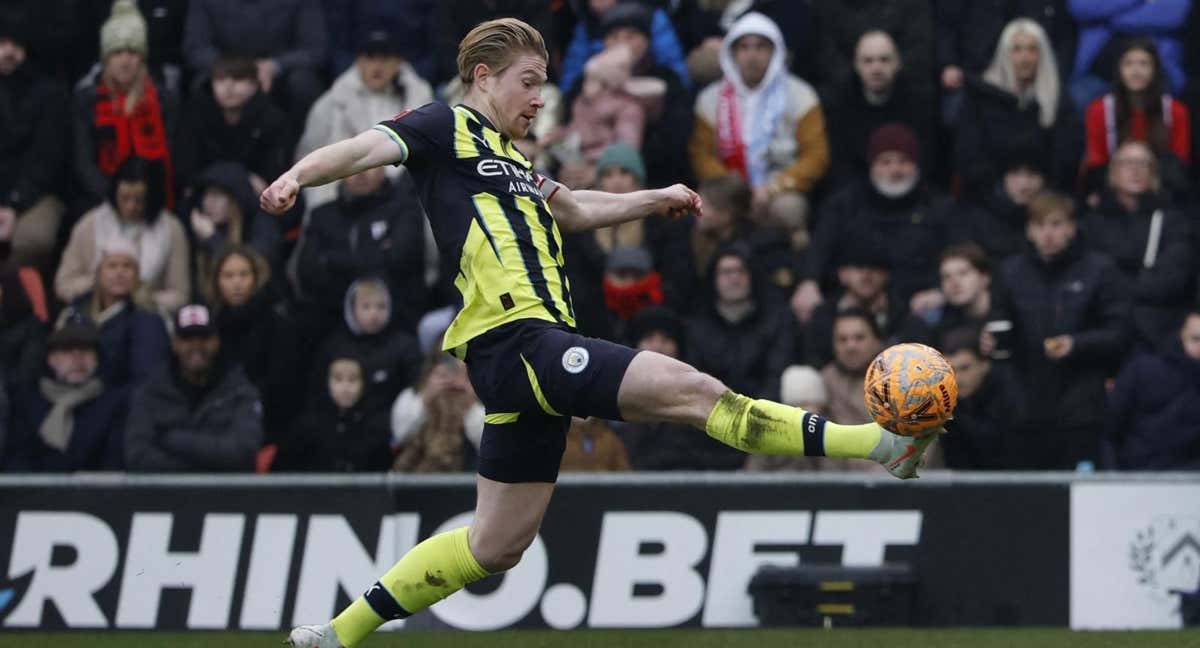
[373,102,454,166]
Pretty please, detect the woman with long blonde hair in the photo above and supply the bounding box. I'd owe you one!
[954,18,1078,198]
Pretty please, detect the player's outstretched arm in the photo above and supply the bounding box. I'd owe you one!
[547,182,701,232]
[260,128,402,214]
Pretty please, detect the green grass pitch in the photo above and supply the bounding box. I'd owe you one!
[1,629,1198,647]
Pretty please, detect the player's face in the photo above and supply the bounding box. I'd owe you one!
[1119,48,1154,94]
[491,54,547,140]
[854,33,899,95]
[1009,31,1040,85]
[832,317,882,373]
[733,34,774,88]
[97,254,138,300]
[217,254,256,307]
[714,256,752,304]
[1027,211,1076,260]
[353,291,390,335]
[1181,315,1200,361]
[948,349,989,399]
[939,258,989,307]
[1002,166,1045,206]
[328,359,365,409]
[47,348,99,385]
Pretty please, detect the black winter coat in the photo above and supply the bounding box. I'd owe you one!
[687,302,793,401]
[275,396,392,472]
[61,296,171,389]
[1105,344,1200,470]
[299,178,428,333]
[822,74,936,190]
[991,240,1130,431]
[214,289,300,446]
[182,0,328,73]
[803,181,955,308]
[954,75,1080,198]
[1081,194,1195,351]
[940,363,1029,469]
[124,360,263,471]
[175,90,290,192]
[0,65,68,210]
[4,380,128,472]
[952,183,1030,263]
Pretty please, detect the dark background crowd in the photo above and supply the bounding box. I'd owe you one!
[2,0,1199,475]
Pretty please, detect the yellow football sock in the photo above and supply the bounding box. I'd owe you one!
[330,526,489,647]
[705,390,884,459]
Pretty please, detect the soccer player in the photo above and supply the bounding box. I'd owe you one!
[270,19,937,648]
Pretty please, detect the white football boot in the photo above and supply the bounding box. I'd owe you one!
[285,623,344,648]
[877,428,940,479]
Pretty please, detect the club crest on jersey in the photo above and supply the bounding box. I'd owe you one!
[562,346,590,374]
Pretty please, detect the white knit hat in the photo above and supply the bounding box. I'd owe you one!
[100,0,148,59]
[779,365,828,408]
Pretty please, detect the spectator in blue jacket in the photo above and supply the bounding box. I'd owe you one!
[1067,0,1191,110]
[56,238,171,389]
[1104,308,1200,470]
[560,0,690,93]
[4,320,128,472]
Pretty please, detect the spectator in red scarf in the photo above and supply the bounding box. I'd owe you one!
[689,12,828,228]
[1084,38,1191,199]
[72,0,176,211]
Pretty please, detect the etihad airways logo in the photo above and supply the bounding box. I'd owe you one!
[476,159,542,197]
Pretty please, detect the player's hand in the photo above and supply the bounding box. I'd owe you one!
[658,183,701,219]
[260,174,299,215]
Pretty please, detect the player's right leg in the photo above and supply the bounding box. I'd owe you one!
[287,476,554,647]
[615,351,935,478]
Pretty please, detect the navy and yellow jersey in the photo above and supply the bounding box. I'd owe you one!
[373,102,576,356]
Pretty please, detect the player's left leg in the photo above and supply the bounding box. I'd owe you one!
[615,351,933,476]
[291,477,555,648]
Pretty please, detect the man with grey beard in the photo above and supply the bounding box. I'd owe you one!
[792,122,954,327]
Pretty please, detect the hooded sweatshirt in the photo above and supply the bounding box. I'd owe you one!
[690,12,829,192]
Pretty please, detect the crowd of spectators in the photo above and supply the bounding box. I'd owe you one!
[2,0,1200,475]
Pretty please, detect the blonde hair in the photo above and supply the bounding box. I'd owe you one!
[983,18,1060,128]
[1027,190,1075,224]
[457,18,548,84]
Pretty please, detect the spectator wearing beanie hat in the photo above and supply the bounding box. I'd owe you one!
[0,8,69,269]
[745,365,830,471]
[793,122,954,327]
[73,0,178,212]
[56,236,171,389]
[4,319,130,472]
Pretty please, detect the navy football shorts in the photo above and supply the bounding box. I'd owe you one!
[464,319,639,483]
